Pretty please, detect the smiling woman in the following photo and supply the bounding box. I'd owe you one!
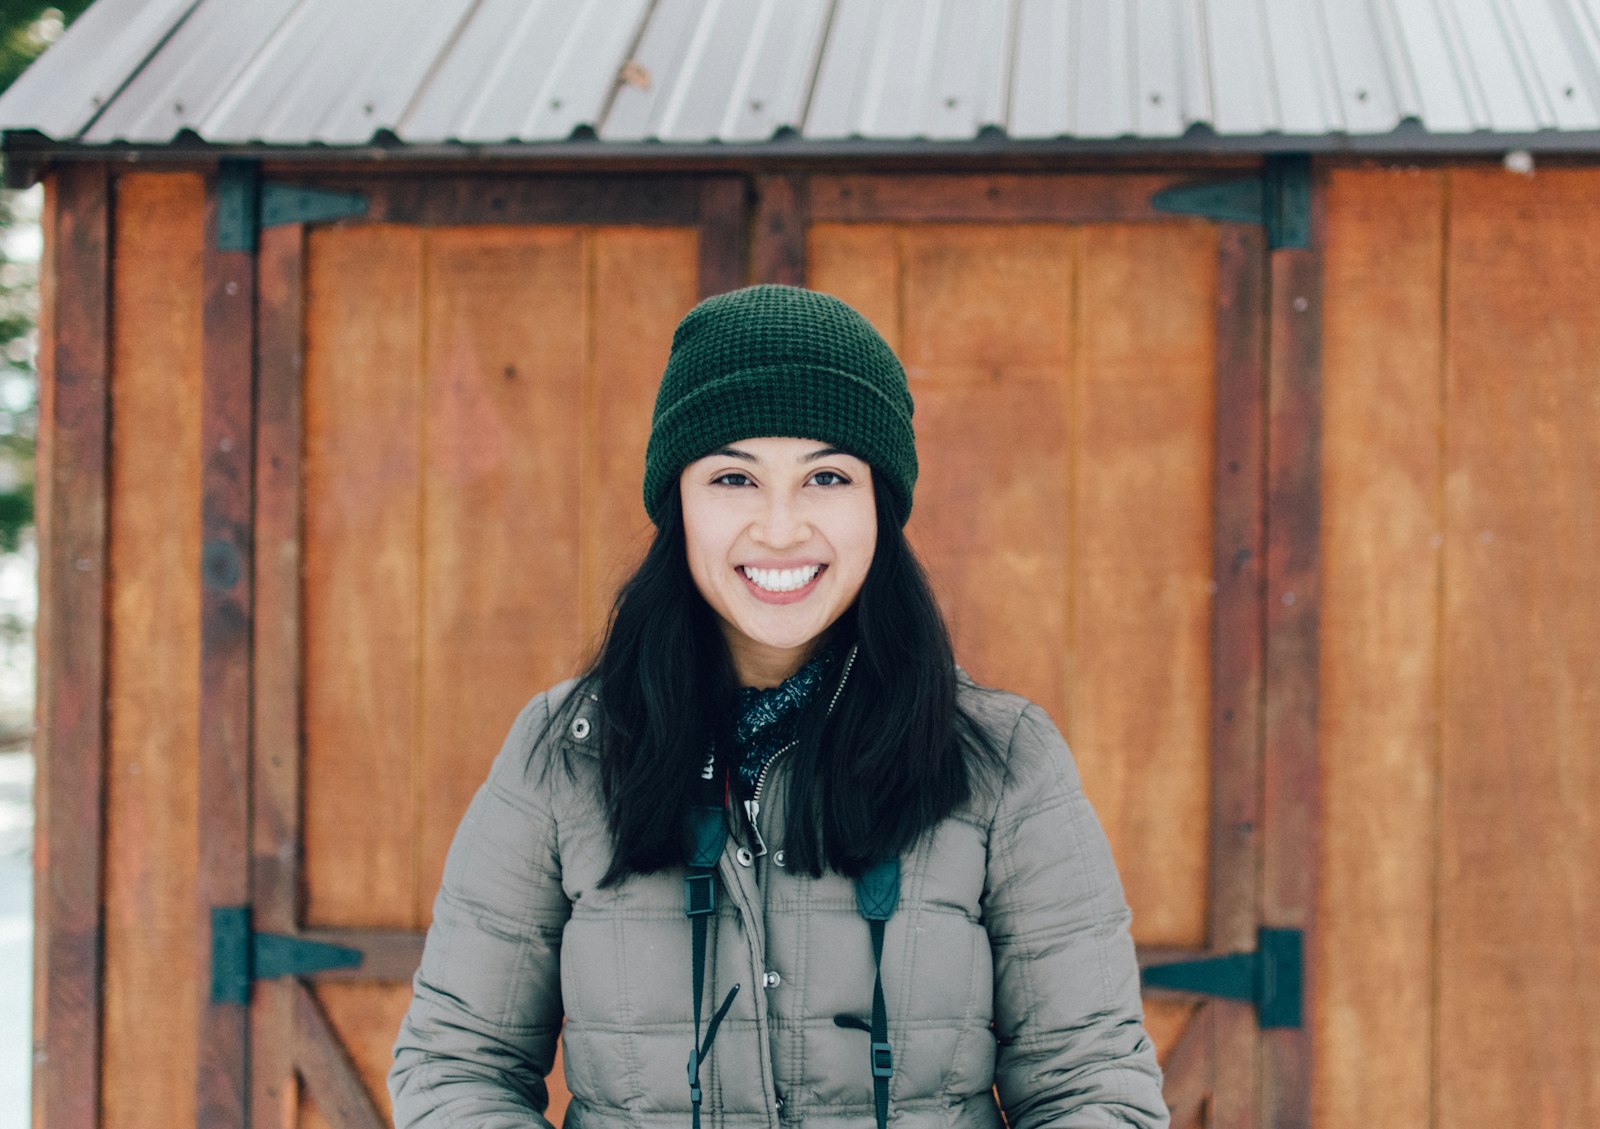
[389,285,1168,1129]
[681,439,877,687]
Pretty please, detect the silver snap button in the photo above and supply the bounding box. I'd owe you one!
[569,717,591,740]
[772,850,786,867]
[762,970,782,988]
[735,847,754,867]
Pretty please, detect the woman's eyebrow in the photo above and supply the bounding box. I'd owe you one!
[801,447,848,462]
[709,446,756,462]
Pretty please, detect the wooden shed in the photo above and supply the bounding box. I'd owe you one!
[3,2,1597,1128]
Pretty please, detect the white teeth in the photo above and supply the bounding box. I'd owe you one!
[742,565,822,592]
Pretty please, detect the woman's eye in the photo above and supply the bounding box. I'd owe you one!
[711,471,753,487]
[810,470,850,487]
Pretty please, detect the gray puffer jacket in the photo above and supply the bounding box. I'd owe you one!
[389,676,1168,1129]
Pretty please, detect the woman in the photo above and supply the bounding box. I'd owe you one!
[389,285,1169,1129]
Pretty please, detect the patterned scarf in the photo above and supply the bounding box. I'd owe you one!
[731,647,836,797]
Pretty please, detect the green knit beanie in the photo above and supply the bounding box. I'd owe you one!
[643,284,917,525]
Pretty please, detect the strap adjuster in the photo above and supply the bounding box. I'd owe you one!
[686,1047,703,1102]
[684,872,716,917]
[870,1039,893,1079]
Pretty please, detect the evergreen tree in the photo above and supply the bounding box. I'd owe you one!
[0,3,93,547]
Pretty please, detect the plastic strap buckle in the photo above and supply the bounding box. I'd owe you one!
[684,872,716,917]
[870,1040,893,1079]
[687,1048,702,1101]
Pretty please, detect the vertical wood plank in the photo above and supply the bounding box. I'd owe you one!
[103,171,205,1129]
[1260,169,1326,1129]
[583,228,699,640]
[1208,223,1269,1129]
[1439,166,1600,1129]
[806,225,902,353]
[418,226,587,917]
[1317,166,1444,1129]
[697,176,747,297]
[897,224,1075,720]
[302,226,424,930]
[253,221,308,1129]
[752,174,808,285]
[1074,222,1216,951]
[197,161,260,1129]
[34,161,111,1129]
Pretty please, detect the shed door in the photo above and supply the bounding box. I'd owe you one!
[239,172,1305,1129]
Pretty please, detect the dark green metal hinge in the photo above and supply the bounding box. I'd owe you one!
[1151,154,1312,249]
[210,906,363,1005]
[216,158,368,253]
[1141,926,1303,1029]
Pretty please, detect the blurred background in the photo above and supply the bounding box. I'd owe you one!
[0,8,89,1126]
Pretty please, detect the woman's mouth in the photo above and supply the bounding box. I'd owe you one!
[739,564,824,593]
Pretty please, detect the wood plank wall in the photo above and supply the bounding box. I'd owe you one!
[102,174,206,1127]
[1320,165,1600,1129]
[67,163,1600,1129]
[809,221,1219,1063]
[299,223,699,1124]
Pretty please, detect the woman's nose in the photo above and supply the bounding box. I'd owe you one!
[752,493,808,547]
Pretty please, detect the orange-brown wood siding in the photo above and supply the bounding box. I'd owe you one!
[103,172,206,1129]
[1319,165,1444,1129]
[300,223,698,1122]
[66,162,1600,1129]
[1320,165,1600,1129]
[1439,167,1600,1129]
[809,220,1217,1063]
[809,221,1216,951]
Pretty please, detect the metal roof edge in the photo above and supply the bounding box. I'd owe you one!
[7,123,1600,186]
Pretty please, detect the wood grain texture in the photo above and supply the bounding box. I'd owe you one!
[897,224,1075,719]
[807,173,1197,224]
[752,174,808,285]
[1143,999,1199,1071]
[812,219,1219,952]
[253,221,309,1129]
[352,175,704,228]
[1157,1002,1209,1129]
[1260,174,1326,1129]
[34,162,113,1129]
[302,226,425,929]
[1317,166,1444,1129]
[299,929,424,984]
[102,171,206,1129]
[582,228,698,640]
[1074,223,1216,950]
[295,983,391,1129]
[697,176,747,297]
[1206,225,1269,1129]
[1439,166,1600,1129]
[197,162,261,1129]
[418,226,587,917]
[805,225,902,353]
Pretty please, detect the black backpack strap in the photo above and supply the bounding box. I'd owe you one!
[855,857,901,1129]
[684,804,738,1129]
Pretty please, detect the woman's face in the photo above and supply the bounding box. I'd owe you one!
[680,436,877,688]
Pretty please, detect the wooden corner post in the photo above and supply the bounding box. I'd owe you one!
[1261,160,1325,1129]
[35,161,113,1129]
[197,158,260,1129]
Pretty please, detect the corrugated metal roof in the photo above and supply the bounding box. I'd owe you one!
[5,0,1600,153]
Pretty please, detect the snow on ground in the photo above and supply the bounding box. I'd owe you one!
[0,541,36,1129]
[0,749,30,1129]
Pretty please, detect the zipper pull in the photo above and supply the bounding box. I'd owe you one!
[743,798,768,857]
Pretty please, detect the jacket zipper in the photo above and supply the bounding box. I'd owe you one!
[744,742,793,858]
[740,645,858,859]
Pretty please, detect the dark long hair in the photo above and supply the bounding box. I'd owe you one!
[561,474,995,883]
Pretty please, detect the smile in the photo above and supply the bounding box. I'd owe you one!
[740,564,824,593]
